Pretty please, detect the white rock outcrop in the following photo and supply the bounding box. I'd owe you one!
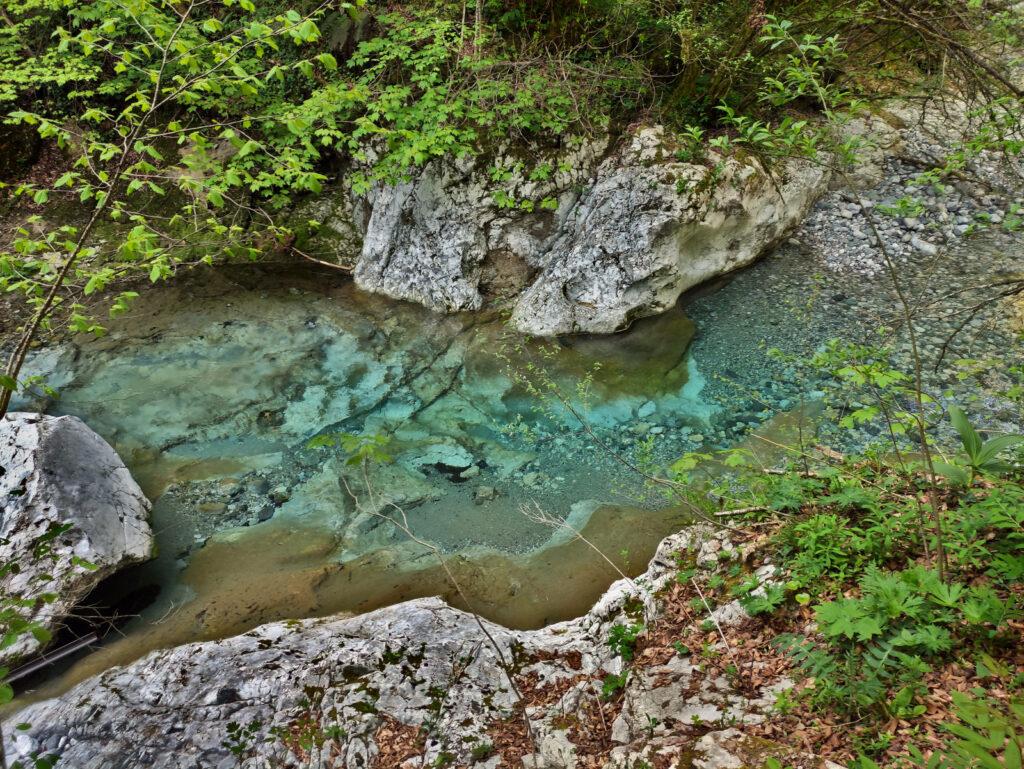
[339,127,830,335]
[509,130,829,334]
[352,136,607,318]
[5,526,804,769]
[0,413,152,663]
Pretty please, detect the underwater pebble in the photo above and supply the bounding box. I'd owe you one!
[474,486,497,502]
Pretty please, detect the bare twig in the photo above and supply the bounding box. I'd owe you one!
[519,501,640,594]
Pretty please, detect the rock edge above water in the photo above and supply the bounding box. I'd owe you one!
[0,413,153,665]
[307,126,830,336]
[7,524,831,769]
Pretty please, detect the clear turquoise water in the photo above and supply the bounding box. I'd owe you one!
[12,229,1024,701]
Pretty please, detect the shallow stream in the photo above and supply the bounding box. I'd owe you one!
[12,230,1024,704]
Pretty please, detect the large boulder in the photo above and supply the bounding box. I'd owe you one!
[352,136,607,316]
[510,129,829,334]
[0,413,153,664]
[342,126,829,335]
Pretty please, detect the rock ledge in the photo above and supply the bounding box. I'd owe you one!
[0,413,153,664]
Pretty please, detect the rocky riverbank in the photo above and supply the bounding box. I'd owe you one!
[0,413,152,665]
[7,524,839,769]
[294,94,1024,343]
[302,126,829,336]
[802,101,1024,275]
[4,92,1024,769]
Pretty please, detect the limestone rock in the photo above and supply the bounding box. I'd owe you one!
[399,442,475,471]
[834,111,904,189]
[355,163,490,312]
[691,728,845,769]
[345,126,829,335]
[0,413,152,664]
[4,528,696,766]
[510,129,829,335]
[353,138,606,315]
[5,525,791,769]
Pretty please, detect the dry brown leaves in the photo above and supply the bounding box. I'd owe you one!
[370,717,426,769]
[485,647,623,768]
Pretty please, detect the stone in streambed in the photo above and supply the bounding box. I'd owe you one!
[400,443,474,472]
[473,485,498,502]
[268,485,291,505]
[911,236,939,255]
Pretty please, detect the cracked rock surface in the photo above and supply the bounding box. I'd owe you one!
[0,413,153,664]
[6,526,828,769]
[334,126,830,335]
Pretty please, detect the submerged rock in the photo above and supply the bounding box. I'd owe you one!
[473,484,498,502]
[0,413,152,664]
[399,442,475,471]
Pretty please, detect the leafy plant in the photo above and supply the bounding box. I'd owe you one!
[740,584,787,616]
[908,691,1024,769]
[877,196,927,219]
[470,742,494,760]
[308,432,392,466]
[935,406,1024,484]
[600,671,629,700]
[778,565,1017,719]
[606,622,644,662]
[0,0,337,417]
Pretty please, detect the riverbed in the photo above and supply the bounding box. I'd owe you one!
[10,226,1024,705]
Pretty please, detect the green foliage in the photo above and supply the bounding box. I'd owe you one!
[811,339,927,442]
[777,523,1020,719]
[908,691,1024,769]
[713,374,1024,742]
[668,451,713,484]
[758,17,847,112]
[600,670,629,700]
[599,621,644,700]
[935,406,1024,484]
[222,720,262,759]
[780,513,873,584]
[739,584,787,616]
[877,195,927,218]
[339,11,605,194]
[700,16,859,164]
[307,432,391,466]
[10,753,58,769]
[0,0,340,408]
[944,485,1024,582]
[470,742,495,761]
[606,622,644,662]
